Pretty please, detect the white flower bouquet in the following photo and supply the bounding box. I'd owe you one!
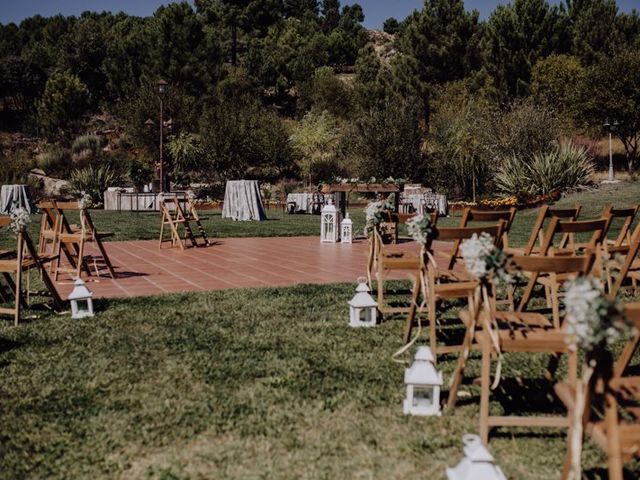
[406,214,433,246]
[78,192,93,210]
[9,207,31,234]
[364,194,395,237]
[564,276,633,352]
[460,232,514,285]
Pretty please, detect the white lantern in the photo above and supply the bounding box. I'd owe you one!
[348,278,378,327]
[68,278,94,319]
[446,434,507,480]
[403,346,443,416]
[321,198,340,243]
[341,213,353,244]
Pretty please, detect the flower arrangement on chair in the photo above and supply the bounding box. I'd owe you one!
[9,207,31,234]
[563,276,635,480]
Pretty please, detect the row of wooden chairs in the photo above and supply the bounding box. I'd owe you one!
[382,203,640,477]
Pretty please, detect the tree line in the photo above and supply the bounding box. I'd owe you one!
[0,0,639,199]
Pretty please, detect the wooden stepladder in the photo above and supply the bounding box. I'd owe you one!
[159,198,209,250]
[185,199,211,247]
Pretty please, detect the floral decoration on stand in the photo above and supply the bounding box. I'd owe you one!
[9,207,31,234]
[335,176,407,186]
[563,276,635,480]
[78,192,93,210]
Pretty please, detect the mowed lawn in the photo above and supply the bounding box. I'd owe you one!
[2,180,639,251]
[3,283,639,479]
[1,181,640,478]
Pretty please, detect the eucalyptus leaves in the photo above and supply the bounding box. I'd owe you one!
[406,214,433,246]
[9,207,31,234]
[460,232,514,285]
[564,276,633,353]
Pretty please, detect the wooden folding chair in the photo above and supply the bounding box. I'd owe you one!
[450,208,516,266]
[159,198,201,250]
[37,200,88,276]
[605,221,640,297]
[556,303,640,480]
[0,216,63,325]
[448,253,595,443]
[53,202,115,280]
[403,222,506,360]
[507,204,581,256]
[602,205,639,248]
[373,212,439,315]
[184,198,211,247]
[518,217,608,328]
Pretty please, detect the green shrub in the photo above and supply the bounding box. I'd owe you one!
[528,142,595,195]
[71,135,104,156]
[68,164,121,203]
[35,147,72,178]
[128,159,153,190]
[495,141,594,196]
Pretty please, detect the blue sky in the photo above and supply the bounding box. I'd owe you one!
[0,1,637,28]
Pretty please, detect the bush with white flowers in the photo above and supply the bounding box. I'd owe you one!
[9,207,31,234]
[460,232,513,285]
[564,276,633,352]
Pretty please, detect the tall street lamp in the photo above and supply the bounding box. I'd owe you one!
[603,118,619,184]
[145,79,170,192]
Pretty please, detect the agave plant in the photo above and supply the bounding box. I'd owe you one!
[69,165,120,203]
[494,141,594,197]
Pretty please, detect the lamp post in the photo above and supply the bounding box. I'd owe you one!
[603,118,619,183]
[145,79,171,192]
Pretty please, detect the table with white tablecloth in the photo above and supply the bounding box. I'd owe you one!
[222,180,267,221]
[401,193,448,216]
[286,193,322,214]
[0,184,37,214]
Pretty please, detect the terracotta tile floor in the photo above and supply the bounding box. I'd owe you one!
[52,237,451,299]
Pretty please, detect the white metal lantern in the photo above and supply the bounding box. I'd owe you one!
[403,346,443,416]
[68,278,94,319]
[446,434,507,480]
[348,278,378,327]
[341,213,353,244]
[321,198,340,243]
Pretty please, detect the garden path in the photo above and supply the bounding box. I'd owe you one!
[52,236,452,299]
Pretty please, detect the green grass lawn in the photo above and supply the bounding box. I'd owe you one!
[2,181,640,478]
[2,180,639,251]
[2,283,637,479]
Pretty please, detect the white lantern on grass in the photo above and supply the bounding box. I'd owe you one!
[321,198,339,243]
[68,278,94,319]
[446,434,506,480]
[403,346,443,416]
[348,278,378,327]
[341,213,353,244]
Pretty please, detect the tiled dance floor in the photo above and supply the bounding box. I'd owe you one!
[53,237,450,299]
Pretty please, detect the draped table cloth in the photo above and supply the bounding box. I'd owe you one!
[0,184,37,214]
[286,193,314,213]
[402,193,448,216]
[222,180,267,221]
